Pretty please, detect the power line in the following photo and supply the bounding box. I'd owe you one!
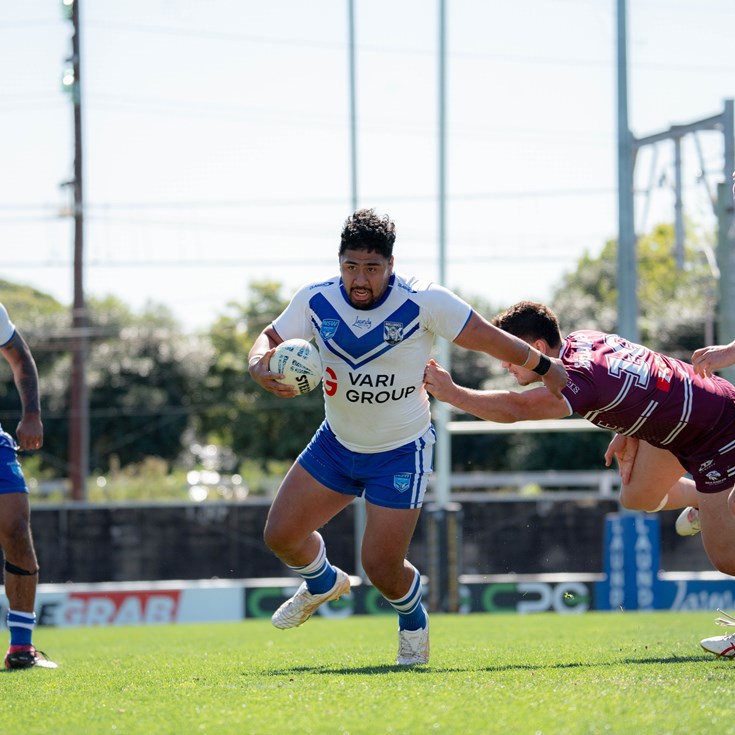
[82,19,734,74]
[0,186,617,215]
[1,252,593,269]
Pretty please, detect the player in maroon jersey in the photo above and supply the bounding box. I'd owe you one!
[424,300,735,656]
[424,300,735,571]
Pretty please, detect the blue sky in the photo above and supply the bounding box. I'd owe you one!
[2,0,733,330]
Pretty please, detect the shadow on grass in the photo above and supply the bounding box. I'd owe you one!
[265,653,712,676]
[481,654,711,673]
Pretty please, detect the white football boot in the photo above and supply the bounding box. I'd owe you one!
[396,611,430,666]
[271,567,350,629]
[675,507,701,536]
[700,610,735,658]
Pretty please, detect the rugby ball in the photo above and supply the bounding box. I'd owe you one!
[269,339,323,395]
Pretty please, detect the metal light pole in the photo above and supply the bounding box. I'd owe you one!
[347,0,358,213]
[434,0,451,509]
[616,0,638,342]
[346,0,367,579]
[427,0,463,615]
[717,99,735,385]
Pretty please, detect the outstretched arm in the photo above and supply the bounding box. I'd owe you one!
[691,341,735,378]
[453,311,568,399]
[0,330,43,450]
[423,359,571,422]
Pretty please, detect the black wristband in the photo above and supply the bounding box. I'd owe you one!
[532,353,551,376]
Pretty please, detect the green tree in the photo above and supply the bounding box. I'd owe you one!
[494,221,718,473]
[0,279,69,377]
[551,222,716,357]
[42,297,210,473]
[1,282,210,476]
[198,282,325,465]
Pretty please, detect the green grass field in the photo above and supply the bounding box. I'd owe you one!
[1,611,732,735]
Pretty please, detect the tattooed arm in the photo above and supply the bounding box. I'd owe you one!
[0,330,43,451]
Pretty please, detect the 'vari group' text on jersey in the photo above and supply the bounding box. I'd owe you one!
[272,273,472,452]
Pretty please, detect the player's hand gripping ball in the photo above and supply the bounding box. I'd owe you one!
[269,339,323,395]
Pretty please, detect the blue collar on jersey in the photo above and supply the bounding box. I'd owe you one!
[339,273,395,310]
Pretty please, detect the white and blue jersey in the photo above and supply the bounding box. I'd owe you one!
[0,303,16,438]
[272,273,472,453]
[0,302,15,351]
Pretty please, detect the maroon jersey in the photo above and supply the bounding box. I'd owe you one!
[560,330,735,493]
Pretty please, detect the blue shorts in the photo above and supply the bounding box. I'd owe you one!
[0,431,28,494]
[297,421,435,509]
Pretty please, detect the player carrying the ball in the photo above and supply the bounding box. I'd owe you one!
[248,208,567,665]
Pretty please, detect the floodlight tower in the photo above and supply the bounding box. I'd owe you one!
[616,0,735,380]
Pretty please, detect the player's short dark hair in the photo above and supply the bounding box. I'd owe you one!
[492,301,563,349]
[339,208,396,258]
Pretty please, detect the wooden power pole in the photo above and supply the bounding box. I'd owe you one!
[63,0,89,501]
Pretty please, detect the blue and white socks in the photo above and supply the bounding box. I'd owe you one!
[7,609,35,647]
[285,537,426,631]
[386,566,427,631]
[286,533,337,595]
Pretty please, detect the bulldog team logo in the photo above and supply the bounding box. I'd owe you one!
[384,321,404,345]
[320,319,340,340]
[393,473,412,493]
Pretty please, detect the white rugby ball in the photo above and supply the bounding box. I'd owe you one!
[269,339,323,395]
